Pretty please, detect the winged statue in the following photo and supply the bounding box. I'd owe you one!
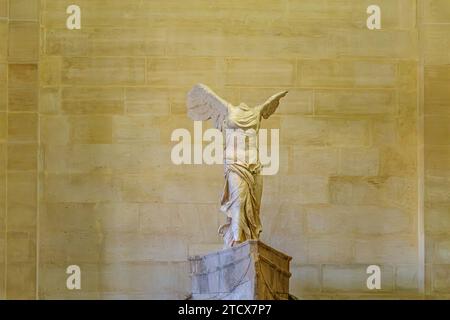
[186,84,288,248]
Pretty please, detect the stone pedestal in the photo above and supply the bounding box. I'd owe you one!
[188,240,292,300]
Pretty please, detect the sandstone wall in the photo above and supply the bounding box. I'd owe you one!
[0,0,40,299]
[421,0,450,298]
[0,0,447,299]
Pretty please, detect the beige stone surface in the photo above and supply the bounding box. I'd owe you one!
[3,5,40,299]
[8,22,39,62]
[0,12,6,296]
[0,66,7,112]
[9,64,38,87]
[0,0,8,18]
[40,56,61,86]
[299,60,397,88]
[0,21,7,63]
[148,57,219,87]
[423,0,450,23]
[0,0,447,300]
[62,58,146,85]
[422,0,450,298]
[9,0,39,21]
[290,265,321,296]
[8,113,38,142]
[395,265,419,292]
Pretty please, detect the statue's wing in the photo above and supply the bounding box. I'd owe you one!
[258,90,288,119]
[186,84,230,131]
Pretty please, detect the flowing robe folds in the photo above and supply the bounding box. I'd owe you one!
[219,103,263,247]
[186,83,287,249]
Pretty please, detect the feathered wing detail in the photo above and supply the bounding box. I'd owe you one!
[186,84,230,131]
[258,90,288,119]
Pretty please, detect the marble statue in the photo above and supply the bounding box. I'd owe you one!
[186,84,288,248]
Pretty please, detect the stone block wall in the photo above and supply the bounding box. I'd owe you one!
[0,0,447,299]
[0,0,40,299]
[421,0,450,298]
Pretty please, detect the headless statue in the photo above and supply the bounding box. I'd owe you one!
[186,84,288,248]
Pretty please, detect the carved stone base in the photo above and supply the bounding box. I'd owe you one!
[188,240,292,300]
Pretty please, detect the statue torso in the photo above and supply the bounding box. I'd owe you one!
[224,103,261,172]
